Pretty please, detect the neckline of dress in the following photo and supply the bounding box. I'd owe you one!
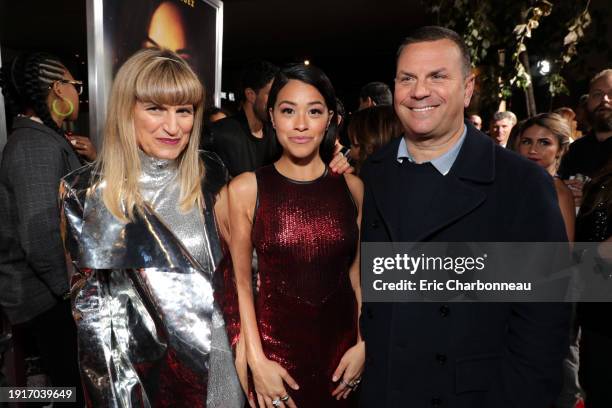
[139,150,177,173]
[272,164,328,185]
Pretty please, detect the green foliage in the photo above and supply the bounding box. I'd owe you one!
[508,1,553,92]
[427,0,496,67]
[547,2,592,97]
[423,0,597,110]
[544,73,570,97]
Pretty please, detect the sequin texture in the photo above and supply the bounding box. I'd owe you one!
[249,165,359,407]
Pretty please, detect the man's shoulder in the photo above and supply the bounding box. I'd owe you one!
[208,114,247,138]
[360,137,402,180]
[494,143,551,184]
[207,115,254,158]
[494,143,529,167]
[460,128,551,189]
[567,133,595,152]
[370,136,402,161]
[490,146,558,215]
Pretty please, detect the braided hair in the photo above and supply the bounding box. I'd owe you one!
[0,52,67,135]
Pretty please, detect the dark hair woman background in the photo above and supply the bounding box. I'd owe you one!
[0,52,85,405]
[347,105,402,173]
[227,64,364,407]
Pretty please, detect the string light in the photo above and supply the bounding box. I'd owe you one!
[537,60,551,75]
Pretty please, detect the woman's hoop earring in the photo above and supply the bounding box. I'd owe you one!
[52,98,74,117]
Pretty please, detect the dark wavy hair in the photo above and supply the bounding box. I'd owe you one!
[359,81,392,106]
[348,105,403,172]
[266,64,337,163]
[0,52,67,134]
[240,60,279,101]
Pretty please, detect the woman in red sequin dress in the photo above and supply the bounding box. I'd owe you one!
[227,64,364,408]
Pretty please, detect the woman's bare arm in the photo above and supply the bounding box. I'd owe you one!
[344,173,364,338]
[331,173,365,400]
[227,173,263,359]
[227,172,299,407]
[554,178,576,242]
[214,185,231,242]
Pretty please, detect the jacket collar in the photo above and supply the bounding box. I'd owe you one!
[12,116,67,145]
[449,122,496,183]
[365,121,493,241]
[369,121,495,183]
[69,152,227,270]
[12,116,82,168]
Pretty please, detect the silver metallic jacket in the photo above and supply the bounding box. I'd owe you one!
[59,152,243,407]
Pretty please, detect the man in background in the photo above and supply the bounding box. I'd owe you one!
[358,81,393,110]
[204,60,279,177]
[467,113,482,130]
[559,69,612,205]
[489,110,517,147]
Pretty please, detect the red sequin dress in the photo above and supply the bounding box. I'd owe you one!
[250,164,359,407]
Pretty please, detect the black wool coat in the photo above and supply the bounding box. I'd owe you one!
[358,123,571,408]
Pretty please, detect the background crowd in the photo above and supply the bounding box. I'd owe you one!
[0,23,610,408]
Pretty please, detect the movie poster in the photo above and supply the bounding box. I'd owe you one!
[86,0,223,143]
[0,48,6,152]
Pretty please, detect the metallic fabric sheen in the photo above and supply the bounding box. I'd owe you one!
[60,151,243,407]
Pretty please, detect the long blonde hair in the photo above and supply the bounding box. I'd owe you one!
[94,48,205,222]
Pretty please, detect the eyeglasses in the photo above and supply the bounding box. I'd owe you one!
[57,79,84,95]
[589,90,611,102]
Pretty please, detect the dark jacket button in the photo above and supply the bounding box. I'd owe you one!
[371,220,380,229]
[431,397,442,407]
[439,305,450,317]
[436,353,447,365]
[366,309,374,319]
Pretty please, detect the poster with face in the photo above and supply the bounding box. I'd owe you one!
[86,0,222,144]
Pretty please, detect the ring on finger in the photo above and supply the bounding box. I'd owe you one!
[272,398,281,407]
[280,395,290,402]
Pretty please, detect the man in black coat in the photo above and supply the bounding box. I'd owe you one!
[359,26,570,408]
[204,60,280,177]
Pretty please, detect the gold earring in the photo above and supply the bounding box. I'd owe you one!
[52,98,74,117]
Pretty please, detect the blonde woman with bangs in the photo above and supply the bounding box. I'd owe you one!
[59,49,244,407]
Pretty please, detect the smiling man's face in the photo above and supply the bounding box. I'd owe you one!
[394,39,474,140]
